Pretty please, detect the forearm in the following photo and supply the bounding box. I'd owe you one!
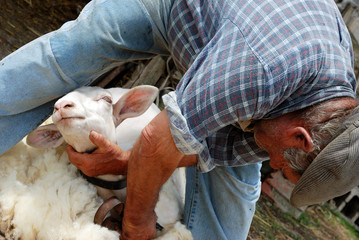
[178,154,197,167]
[121,110,197,239]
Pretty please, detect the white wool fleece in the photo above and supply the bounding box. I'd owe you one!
[0,141,119,240]
[0,86,193,240]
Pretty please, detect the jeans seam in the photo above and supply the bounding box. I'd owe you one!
[186,167,199,230]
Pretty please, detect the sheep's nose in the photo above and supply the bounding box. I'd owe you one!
[54,100,75,111]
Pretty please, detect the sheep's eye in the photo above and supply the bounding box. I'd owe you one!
[101,96,112,104]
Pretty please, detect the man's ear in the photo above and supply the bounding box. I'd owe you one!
[26,124,64,149]
[288,127,313,152]
[112,86,159,127]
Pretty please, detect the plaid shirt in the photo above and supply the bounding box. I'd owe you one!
[162,0,357,172]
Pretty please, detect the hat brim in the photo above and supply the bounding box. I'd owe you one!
[290,114,359,207]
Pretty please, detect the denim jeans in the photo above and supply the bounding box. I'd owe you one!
[185,164,262,240]
[0,0,262,239]
[0,0,171,155]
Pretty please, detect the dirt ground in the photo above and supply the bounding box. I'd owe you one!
[0,0,90,59]
[1,1,359,240]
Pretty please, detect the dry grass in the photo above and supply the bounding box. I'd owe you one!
[248,194,359,240]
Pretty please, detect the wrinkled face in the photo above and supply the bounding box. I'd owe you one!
[254,119,302,183]
[52,87,117,152]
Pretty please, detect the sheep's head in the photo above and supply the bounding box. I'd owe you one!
[26,86,159,153]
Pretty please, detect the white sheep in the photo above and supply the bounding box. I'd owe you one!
[0,86,192,240]
[0,139,118,240]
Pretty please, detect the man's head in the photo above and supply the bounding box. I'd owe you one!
[253,97,358,184]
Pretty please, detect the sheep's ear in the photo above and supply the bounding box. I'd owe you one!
[113,86,158,126]
[26,124,65,149]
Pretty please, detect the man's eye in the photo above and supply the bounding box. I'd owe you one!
[101,96,112,104]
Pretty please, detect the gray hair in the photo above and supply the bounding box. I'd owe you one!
[284,102,359,174]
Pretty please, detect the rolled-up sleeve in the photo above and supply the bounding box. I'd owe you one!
[163,21,271,172]
[163,90,269,172]
[163,0,356,172]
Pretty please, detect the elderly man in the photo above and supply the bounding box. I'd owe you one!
[0,0,358,239]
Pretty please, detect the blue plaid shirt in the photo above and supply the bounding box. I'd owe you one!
[162,0,357,172]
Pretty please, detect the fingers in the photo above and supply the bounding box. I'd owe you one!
[66,145,97,176]
[89,131,111,150]
[66,132,129,176]
[89,131,123,155]
[66,145,80,163]
[67,145,87,170]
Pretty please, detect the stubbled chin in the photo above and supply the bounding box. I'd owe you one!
[281,165,301,184]
[269,160,281,170]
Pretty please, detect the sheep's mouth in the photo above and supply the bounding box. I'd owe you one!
[55,116,86,124]
[62,116,85,120]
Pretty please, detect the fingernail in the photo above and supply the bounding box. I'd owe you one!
[91,131,99,138]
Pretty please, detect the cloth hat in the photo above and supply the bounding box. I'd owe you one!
[290,111,359,207]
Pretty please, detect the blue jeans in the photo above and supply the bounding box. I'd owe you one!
[0,0,262,239]
[0,0,171,154]
[185,164,262,240]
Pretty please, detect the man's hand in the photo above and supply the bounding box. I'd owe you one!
[67,131,130,177]
[68,110,197,239]
[120,110,197,239]
[120,211,158,240]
